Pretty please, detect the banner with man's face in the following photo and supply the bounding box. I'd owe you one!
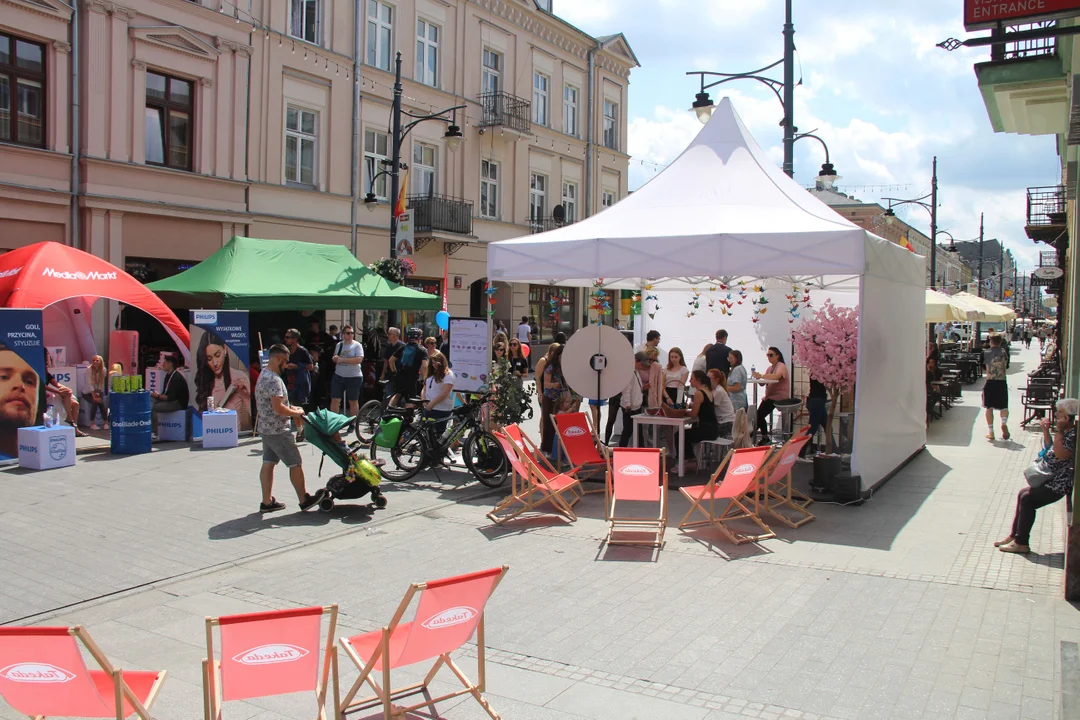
[0,309,45,461]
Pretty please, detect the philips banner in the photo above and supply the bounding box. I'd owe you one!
[189,310,251,432]
[0,309,46,461]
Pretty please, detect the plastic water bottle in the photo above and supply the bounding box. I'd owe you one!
[751,365,756,376]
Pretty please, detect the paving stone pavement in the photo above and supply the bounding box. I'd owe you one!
[1,343,1077,720]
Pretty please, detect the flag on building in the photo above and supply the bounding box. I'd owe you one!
[898,235,915,253]
[394,169,409,218]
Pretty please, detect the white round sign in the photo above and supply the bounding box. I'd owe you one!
[1034,266,1064,280]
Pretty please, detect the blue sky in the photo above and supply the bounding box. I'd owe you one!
[557,0,1062,271]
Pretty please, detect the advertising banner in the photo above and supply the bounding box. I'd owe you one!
[109,330,139,377]
[448,317,490,394]
[964,0,1080,30]
[396,210,415,257]
[189,310,252,432]
[0,309,46,462]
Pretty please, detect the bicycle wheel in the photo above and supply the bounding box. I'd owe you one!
[463,430,507,487]
[354,399,384,445]
[370,424,426,481]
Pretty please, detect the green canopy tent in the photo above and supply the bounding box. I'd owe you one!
[146,236,439,311]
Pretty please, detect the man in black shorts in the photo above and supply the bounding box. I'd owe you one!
[982,333,1010,441]
[388,327,427,404]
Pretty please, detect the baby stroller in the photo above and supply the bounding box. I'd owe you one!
[304,408,387,512]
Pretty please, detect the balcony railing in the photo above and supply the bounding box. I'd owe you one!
[1027,186,1066,226]
[991,21,1057,61]
[528,216,572,234]
[407,194,473,236]
[478,91,531,134]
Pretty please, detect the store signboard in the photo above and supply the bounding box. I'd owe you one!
[964,0,1080,30]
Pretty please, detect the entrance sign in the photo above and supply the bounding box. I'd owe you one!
[448,317,490,393]
[964,0,1080,30]
[0,309,46,462]
[189,310,252,432]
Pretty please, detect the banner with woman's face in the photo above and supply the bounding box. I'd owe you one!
[0,309,45,461]
[189,310,252,432]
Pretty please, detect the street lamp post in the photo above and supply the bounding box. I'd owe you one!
[884,156,939,289]
[688,0,797,177]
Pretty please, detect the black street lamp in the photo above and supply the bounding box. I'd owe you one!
[687,0,796,177]
[883,156,940,288]
[363,52,465,261]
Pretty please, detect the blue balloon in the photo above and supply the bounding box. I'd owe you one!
[436,310,450,330]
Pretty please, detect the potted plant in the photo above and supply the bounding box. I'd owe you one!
[791,299,858,490]
[369,257,417,284]
[487,357,535,429]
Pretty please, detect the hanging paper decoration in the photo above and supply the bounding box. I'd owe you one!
[589,280,611,323]
[752,283,770,323]
[485,281,497,318]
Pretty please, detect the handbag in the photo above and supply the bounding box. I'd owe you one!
[1024,461,1054,488]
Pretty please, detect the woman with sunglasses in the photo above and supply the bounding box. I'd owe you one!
[507,339,529,379]
[752,347,790,442]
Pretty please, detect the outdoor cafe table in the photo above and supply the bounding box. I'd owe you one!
[749,377,778,407]
[632,413,688,477]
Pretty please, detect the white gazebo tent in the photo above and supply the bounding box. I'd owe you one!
[488,98,927,494]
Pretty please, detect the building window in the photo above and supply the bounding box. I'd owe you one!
[563,84,578,137]
[602,190,615,209]
[532,72,549,126]
[482,49,500,94]
[528,284,576,341]
[364,128,389,200]
[480,159,499,220]
[416,19,439,87]
[412,142,436,196]
[145,71,193,170]
[603,100,618,151]
[289,0,321,44]
[529,173,546,220]
[367,0,393,71]
[285,106,317,186]
[561,181,577,223]
[0,33,46,148]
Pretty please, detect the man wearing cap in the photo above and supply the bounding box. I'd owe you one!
[618,351,651,447]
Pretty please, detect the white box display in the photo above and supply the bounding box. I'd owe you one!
[158,410,187,442]
[201,410,238,449]
[18,426,76,470]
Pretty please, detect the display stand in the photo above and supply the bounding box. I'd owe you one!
[18,426,76,470]
[111,391,152,455]
[202,410,238,448]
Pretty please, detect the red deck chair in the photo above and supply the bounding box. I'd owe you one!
[760,434,815,528]
[606,447,667,547]
[203,605,337,720]
[0,626,167,720]
[553,412,609,488]
[338,566,509,720]
[501,423,561,494]
[486,431,582,525]
[677,445,776,544]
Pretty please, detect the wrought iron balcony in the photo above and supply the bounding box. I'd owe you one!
[528,216,571,234]
[407,194,473,236]
[1025,185,1067,244]
[478,91,531,135]
[990,21,1057,62]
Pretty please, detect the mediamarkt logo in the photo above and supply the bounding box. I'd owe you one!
[232,644,309,666]
[421,606,477,630]
[619,464,652,476]
[42,267,117,281]
[732,463,757,475]
[562,426,586,437]
[0,663,76,683]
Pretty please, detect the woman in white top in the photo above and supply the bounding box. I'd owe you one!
[422,351,456,437]
[692,343,710,374]
[663,348,689,405]
[707,369,736,439]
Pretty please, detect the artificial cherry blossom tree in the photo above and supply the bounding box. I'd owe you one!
[791,300,859,454]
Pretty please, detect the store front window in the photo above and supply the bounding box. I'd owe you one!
[528,285,576,342]
[362,277,443,345]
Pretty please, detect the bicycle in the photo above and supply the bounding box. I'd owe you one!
[369,393,507,486]
[351,386,422,446]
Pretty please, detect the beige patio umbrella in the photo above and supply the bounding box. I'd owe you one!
[925,289,969,323]
[951,292,1017,321]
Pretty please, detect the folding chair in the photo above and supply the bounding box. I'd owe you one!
[486,431,582,525]
[606,447,667,547]
[677,445,775,544]
[338,566,509,720]
[204,605,337,720]
[760,434,816,528]
[0,625,167,720]
[553,412,609,488]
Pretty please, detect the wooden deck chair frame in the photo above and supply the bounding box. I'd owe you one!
[552,411,609,493]
[203,604,337,720]
[677,447,776,545]
[337,566,509,720]
[606,448,667,547]
[0,625,167,720]
[501,424,560,498]
[760,435,816,528]
[486,431,583,525]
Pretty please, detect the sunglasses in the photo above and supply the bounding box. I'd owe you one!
[425,341,436,346]
[343,331,354,335]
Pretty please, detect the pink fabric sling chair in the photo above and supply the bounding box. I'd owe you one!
[677,445,776,544]
[0,625,167,720]
[338,566,509,720]
[606,447,668,547]
[552,412,609,488]
[486,430,582,525]
[760,433,816,528]
[500,423,564,498]
[203,605,338,720]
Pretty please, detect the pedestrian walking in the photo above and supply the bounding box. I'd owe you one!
[283,328,313,438]
[254,344,326,513]
[982,333,1010,441]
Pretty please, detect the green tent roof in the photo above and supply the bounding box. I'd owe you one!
[147,236,439,311]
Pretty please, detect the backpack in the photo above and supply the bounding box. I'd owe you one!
[400,344,423,373]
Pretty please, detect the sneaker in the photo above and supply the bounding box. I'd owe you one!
[1002,425,1011,441]
[259,497,286,513]
[999,542,1030,554]
[299,488,328,512]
